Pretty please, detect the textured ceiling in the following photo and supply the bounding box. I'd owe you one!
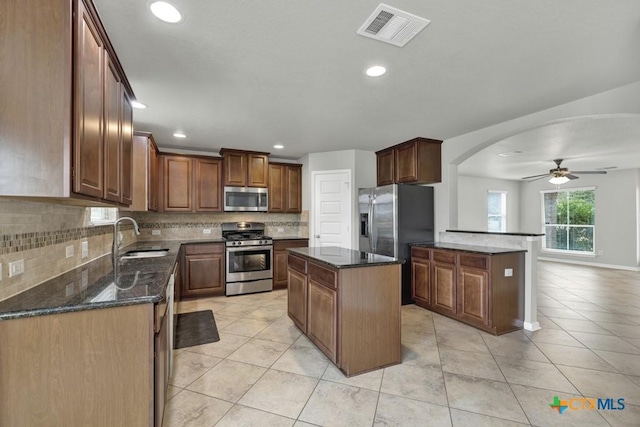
[94,0,640,172]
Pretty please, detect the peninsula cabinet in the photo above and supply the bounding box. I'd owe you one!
[411,244,525,335]
[159,155,223,213]
[181,243,226,298]
[268,163,302,213]
[375,137,442,186]
[220,148,269,188]
[1,0,135,206]
[287,248,402,376]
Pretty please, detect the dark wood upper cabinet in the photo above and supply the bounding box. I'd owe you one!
[120,95,133,205]
[194,158,223,211]
[375,137,442,186]
[130,131,158,212]
[220,148,269,188]
[268,163,302,213]
[1,0,134,204]
[74,0,105,199]
[159,154,222,213]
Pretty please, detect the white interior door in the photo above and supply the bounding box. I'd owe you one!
[312,170,351,249]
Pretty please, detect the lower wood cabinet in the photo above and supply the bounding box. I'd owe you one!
[411,246,525,335]
[273,239,309,289]
[287,252,401,377]
[181,243,225,298]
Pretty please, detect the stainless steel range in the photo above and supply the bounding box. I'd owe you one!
[222,222,273,296]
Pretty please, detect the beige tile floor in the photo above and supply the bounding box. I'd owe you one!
[164,261,640,426]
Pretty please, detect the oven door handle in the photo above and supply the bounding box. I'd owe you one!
[226,245,273,253]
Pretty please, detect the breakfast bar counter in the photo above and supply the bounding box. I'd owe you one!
[287,246,403,376]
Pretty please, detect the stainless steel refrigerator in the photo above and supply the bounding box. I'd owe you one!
[359,184,434,304]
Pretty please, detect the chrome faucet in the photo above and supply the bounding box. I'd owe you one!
[112,216,141,258]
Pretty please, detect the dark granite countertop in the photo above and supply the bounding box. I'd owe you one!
[0,241,181,321]
[272,236,309,241]
[288,246,404,269]
[411,242,527,255]
[180,238,226,244]
[445,229,544,237]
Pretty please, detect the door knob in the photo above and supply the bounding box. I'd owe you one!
[315,235,320,238]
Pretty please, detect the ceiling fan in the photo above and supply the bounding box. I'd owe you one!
[521,159,607,184]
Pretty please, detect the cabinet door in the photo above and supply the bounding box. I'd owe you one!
[268,164,285,212]
[247,153,269,187]
[223,151,246,186]
[73,0,104,198]
[411,258,431,306]
[120,95,133,205]
[103,54,121,202]
[161,156,192,212]
[307,280,337,363]
[376,149,394,186]
[273,250,288,288]
[394,141,418,183]
[431,262,456,315]
[285,165,302,213]
[194,158,222,211]
[183,253,225,298]
[458,267,489,326]
[287,267,308,332]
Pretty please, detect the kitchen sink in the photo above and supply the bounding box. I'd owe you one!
[120,248,170,259]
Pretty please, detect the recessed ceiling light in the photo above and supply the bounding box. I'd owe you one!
[498,150,524,157]
[273,144,284,149]
[366,65,386,77]
[131,100,147,109]
[150,2,182,23]
[173,132,186,138]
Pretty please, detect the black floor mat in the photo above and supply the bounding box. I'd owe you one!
[175,310,220,349]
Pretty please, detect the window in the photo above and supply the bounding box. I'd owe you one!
[90,207,117,224]
[542,188,595,254]
[487,191,507,232]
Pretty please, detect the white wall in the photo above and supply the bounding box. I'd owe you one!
[519,168,639,268]
[436,81,640,237]
[458,176,522,232]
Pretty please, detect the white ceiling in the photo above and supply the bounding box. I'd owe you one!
[94,0,640,173]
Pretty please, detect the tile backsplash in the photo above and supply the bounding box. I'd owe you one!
[0,199,135,301]
[0,198,308,302]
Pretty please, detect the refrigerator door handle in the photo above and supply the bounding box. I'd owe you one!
[368,198,374,252]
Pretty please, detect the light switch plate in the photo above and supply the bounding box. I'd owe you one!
[203,228,212,234]
[9,259,24,277]
[81,241,89,258]
[504,268,513,277]
[152,229,161,236]
[66,245,74,258]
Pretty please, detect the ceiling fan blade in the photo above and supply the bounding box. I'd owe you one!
[521,173,549,180]
[523,175,550,183]
[571,171,607,175]
[566,174,580,180]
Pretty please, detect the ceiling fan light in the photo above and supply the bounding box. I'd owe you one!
[549,176,570,185]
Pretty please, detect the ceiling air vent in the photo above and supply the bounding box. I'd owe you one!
[357,3,430,47]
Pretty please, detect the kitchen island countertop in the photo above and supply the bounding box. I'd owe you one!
[410,242,527,255]
[288,246,404,269]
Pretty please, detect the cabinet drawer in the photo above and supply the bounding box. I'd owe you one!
[411,246,430,260]
[185,243,224,255]
[459,254,488,270]
[274,239,308,250]
[433,250,456,264]
[308,262,337,290]
[288,254,307,274]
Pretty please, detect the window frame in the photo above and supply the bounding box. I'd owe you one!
[90,207,118,225]
[487,190,507,232]
[540,187,596,256]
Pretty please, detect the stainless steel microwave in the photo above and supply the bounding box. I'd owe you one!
[224,186,268,211]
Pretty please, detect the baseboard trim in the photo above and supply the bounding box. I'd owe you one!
[537,257,640,272]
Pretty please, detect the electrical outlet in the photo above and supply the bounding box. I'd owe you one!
[65,282,74,296]
[0,263,2,281]
[81,269,89,288]
[504,268,513,277]
[278,227,284,233]
[152,229,161,236]
[81,241,89,258]
[9,259,24,277]
[203,228,212,234]
[66,245,74,258]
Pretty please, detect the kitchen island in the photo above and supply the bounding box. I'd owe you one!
[287,246,403,377]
